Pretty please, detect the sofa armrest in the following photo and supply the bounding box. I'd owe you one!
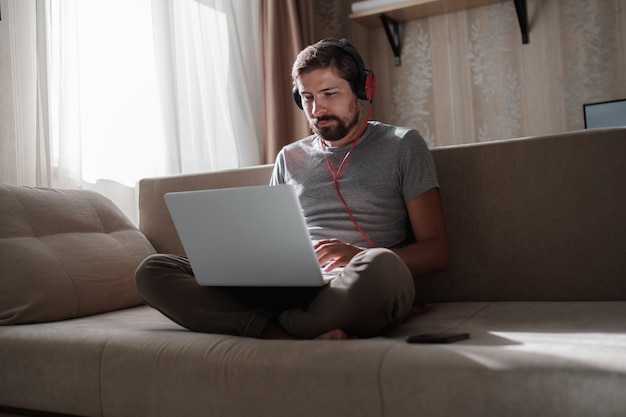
[0,184,155,325]
[138,165,274,254]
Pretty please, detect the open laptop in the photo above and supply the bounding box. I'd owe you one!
[164,184,337,287]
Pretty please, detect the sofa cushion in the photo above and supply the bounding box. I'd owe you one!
[0,184,155,325]
[4,302,623,417]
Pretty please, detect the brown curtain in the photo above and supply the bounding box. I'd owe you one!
[261,0,313,164]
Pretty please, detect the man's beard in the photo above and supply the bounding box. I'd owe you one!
[311,99,360,143]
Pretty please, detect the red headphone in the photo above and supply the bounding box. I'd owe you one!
[293,41,376,110]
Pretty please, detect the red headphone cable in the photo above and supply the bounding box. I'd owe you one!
[321,104,376,248]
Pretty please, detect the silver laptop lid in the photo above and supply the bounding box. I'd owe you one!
[164,184,328,287]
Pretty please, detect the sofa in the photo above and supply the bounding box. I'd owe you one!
[1,127,625,417]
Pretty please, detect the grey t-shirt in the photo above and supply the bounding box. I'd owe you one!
[270,121,439,248]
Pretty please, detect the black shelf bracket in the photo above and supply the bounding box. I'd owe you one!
[514,0,529,44]
[369,0,528,65]
[378,13,401,66]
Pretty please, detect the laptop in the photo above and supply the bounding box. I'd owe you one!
[164,184,337,287]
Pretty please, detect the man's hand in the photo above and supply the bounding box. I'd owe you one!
[314,239,365,272]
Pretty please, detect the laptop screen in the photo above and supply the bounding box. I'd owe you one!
[583,99,626,129]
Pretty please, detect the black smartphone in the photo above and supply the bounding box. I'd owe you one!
[406,332,470,344]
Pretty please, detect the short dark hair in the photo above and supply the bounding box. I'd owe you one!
[291,38,361,93]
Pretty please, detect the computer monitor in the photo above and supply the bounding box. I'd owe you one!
[583,98,626,129]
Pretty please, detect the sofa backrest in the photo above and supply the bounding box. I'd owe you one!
[138,128,626,302]
[419,127,626,302]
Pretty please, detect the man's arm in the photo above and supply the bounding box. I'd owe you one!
[391,187,449,276]
[314,188,449,275]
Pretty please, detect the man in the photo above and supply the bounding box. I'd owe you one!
[135,38,448,340]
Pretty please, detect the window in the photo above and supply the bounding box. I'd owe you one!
[44,0,262,222]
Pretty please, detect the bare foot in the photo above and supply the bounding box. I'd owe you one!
[261,322,294,339]
[315,329,351,340]
[261,323,353,340]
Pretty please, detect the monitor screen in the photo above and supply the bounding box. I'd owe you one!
[583,99,626,129]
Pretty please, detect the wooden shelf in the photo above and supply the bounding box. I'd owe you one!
[349,0,507,27]
[349,0,529,66]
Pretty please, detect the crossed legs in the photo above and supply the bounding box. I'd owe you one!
[135,248,414,339]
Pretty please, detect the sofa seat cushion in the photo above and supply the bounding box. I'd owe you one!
[0,306,176,416]
[2,302,625,417]
[0,184,155,325]
[384,301,626,417]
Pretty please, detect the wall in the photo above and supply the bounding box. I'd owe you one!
[307,0,626,147]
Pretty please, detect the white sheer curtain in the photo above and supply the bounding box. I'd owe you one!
[152,0,263,173]
[40,0,263,223]
[0,0,39,186]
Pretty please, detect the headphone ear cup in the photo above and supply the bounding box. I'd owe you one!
[355,70,376,102]
[293,87,303,110]
[364,71,376,102]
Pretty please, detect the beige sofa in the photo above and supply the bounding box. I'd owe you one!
[1,128,625,417]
